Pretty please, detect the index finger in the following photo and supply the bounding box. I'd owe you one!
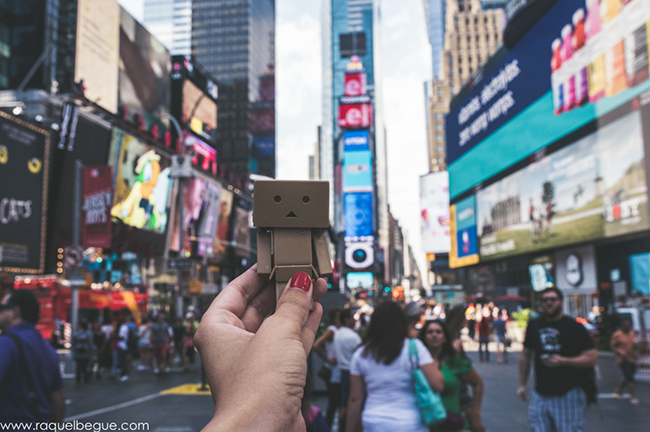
[209,264,270,319]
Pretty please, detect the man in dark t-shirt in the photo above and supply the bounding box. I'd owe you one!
[517,287,597,432]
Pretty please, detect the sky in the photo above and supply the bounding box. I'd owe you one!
[120,0,432,281]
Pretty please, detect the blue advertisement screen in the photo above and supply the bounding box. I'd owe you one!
[252,136,275,157]
[343,150,373,192]
[346,271,374,289]
[343,130,370,151]
[447,0,650,199]
[345,192,374,237]
[455,196,478,258]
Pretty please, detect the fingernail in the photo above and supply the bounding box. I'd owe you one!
[290,272,311,292]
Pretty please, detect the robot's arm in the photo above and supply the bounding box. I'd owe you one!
[257,229,273,277]
[312,229,332,278]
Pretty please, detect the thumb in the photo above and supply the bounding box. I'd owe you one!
[274,272,313,327]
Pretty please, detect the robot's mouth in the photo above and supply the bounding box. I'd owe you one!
[286,211,297,218]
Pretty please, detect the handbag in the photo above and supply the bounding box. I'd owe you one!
[408,339,447,426]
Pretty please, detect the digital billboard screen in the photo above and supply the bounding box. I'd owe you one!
[447,0,650,199]
[476,110,648,260]
[450,195,480,269]
[0,113,50,274]
[182,80,217,141]
[343,130,370,151]
[211,186,234,263]
[344,192,373,238]
[75,0,120,113]
[118,7,171,137]
[343,150,372,193]
[420,172,451,253]
[108,130,173,234]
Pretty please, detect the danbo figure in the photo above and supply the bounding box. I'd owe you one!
[253,180,333,302]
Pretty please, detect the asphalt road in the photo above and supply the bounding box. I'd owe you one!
[58,348,650,432]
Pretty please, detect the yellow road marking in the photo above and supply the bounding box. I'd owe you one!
[160,383,212,395]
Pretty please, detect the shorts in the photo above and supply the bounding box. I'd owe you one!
[340,370,351,408]
[153,344,168,359]
[496,335,508,346]
[529,387,586,432]
[619,361,637,383]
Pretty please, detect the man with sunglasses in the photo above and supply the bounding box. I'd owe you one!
[0,290,65,428]
[517,287,597,432]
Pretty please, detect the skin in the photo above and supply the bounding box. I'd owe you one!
[196,265,327,432]
[517,292,598,402]
[0,294,66,422]
[425,322,485,432]
[313,313,341,365]
[612,320,638,401]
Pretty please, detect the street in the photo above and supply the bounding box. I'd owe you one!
[59,346,650,432]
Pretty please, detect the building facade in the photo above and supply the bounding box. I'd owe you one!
[192,0,276,180]
[424,0,504,172]
[142,0,192,55]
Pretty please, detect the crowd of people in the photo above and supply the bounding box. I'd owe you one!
[70,311,200,383]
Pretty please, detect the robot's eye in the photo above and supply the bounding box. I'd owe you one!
[302,196,310,204]
[274,195,282,203]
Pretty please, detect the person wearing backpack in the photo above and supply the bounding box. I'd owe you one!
[71,320,96,384]
[0,290,65,425]
[517,287,598,432]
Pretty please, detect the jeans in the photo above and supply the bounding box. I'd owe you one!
[75,358,90,384]
[479,337,490,361]
[117,349,129,377]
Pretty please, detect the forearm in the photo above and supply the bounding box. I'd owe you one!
[561,350,597,368]
[345,397,363,431]
[472,380,484,413]
[518,350,531,387]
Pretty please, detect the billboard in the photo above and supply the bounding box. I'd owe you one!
[344,192,374,238]
[344,71,367,96]
[211,186,234,263]
[169,177,221,256]
[234,206,251,258]
[118,7,171,137]
[449,195,480,268]
[346,271,374,289]
[182,80,217,141]
[420,172,451,253]
[75,0,120,113]
[338,103,373,129]
[343,130,370,151]
[343,150,373,192]
[477,110,648,260]
[82,166,113,249]
[108,130,173,234]
[555,245,597,292]
[447,0,650,199]
[0,113,50,274]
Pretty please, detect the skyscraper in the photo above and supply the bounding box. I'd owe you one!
[142,0,192,55]
[423,0,446,79]
[322,0,390,286]
[424,0,504,172]
[193,0,276,180]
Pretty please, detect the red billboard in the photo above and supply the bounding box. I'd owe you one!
[338,103,373,129]
[82,166,113,249]
[344,71,367,96]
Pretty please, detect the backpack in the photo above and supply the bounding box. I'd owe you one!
[75,331,91,354]
[127,325,139,352]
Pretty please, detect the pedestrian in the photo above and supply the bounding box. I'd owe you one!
[494,309,509,364]
[467,309,477,345]
[405,301,422,339]
[151,313,173,374]
[420,320,486,432]
[517,287,598,432]
[611,317,639,404]
[313,308,342,429]
[173,318,185,366]
[109,322,119,379]
[345,301,444,432]
[333,308,362,431]
[302,374,331,432]
[71,320,95,384]
[117,316,131,381]
[92,322,108,379]
[195,267,328,430]
[138,318,153,370]
[0,290,65,425]
[183,313,198,371]
[477,310,492,362]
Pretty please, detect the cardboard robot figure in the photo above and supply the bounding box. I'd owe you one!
[253,180,333,301]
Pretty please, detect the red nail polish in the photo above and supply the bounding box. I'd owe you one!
[290,272,311,292]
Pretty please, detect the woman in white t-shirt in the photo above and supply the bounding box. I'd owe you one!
[346,302,444,432]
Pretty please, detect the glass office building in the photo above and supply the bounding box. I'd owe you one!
[142,0,192,56]
[193,0,275,180]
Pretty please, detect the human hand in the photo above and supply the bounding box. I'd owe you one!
[469,412,486,432]
[516,385,528,402]
[541,354,564,368]
[195,265,327,432]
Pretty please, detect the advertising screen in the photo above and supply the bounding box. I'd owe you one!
[477,110,648,260]
[75,0,120,113]
[0,113,50,273]
[234,206,251,258]
[555,245,597,292]
[338,103,373,129]
[82,166,113,249]
[346,271,374,289]
[447,0,650,199]
[211,186,234,263]
[344,192,374,238]
[252,136,275,157]
[450,195,480,269]
[343,130,370,151]
[118,7,171,137]
[182,80,217,141]
[420,172,451,253]
[343,150,373,192]
[108,130,173,234]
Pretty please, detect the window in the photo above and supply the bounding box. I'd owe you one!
[340,32,367,58]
